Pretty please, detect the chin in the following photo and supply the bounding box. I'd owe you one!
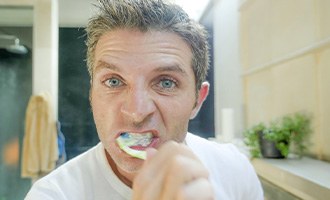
[116,157,144,176]
[113,150,144,170]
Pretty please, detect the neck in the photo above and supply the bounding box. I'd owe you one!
[105,150,133,187]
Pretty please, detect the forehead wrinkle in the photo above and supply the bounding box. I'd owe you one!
[94,30,192,76]
[153,65,187,76]
[94,60,121,73]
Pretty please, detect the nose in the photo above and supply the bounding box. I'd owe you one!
[120,87,156,124]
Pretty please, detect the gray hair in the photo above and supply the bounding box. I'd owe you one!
[85,0,209,90]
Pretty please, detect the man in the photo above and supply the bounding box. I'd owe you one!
[25,0,263,199]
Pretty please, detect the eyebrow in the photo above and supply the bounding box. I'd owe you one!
[94,61,120,73]
[153,64,187,76]
[94,60,188,76]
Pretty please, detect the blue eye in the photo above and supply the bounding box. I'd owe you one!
[106,77,122,87]
[160,79,175,89]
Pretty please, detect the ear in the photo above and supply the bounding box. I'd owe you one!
[190,82,210,119]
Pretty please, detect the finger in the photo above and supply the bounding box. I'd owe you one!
[133,142,188,200]
[133,141,204,200]
[161,155,209,200]
[132,171,164,200]
[148,141,198,173]
[177,178,214,200]
[132,148,161,200]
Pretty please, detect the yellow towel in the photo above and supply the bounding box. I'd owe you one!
[21,92,58,179]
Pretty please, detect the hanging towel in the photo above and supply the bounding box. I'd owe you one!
[21,92,58,180]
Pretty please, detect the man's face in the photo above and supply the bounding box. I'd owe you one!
[90,29,206,180]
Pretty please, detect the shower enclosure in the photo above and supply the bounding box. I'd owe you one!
[0,2,58,199]
[0,7,33,200]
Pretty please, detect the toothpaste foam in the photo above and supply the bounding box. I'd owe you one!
[116,132,153,160]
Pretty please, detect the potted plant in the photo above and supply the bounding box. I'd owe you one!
[243,123,265,158]
[243,112,312,158]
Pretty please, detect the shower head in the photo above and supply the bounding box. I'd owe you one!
[0,35,28,55]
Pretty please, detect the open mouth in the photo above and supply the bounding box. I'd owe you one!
[116,132,157,160]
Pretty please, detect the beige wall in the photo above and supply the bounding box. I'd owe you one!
[240,0,330,161]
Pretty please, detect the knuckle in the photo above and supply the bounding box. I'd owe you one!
[168,154,189,174]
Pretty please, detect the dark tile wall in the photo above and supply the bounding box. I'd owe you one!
[188,25,215,138]
[58,28,98,159]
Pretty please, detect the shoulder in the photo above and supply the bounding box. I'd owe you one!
[186,132,243,162]
[47,143,101,179]
[186,133,251,175]
[25,143,103,199]
[186,133,264,200]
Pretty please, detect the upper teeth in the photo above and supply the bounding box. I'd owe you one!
[119,132,153,147]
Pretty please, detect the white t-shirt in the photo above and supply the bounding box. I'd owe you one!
[25,133,263,200]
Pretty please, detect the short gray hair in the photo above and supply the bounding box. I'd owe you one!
[86,0,209,90]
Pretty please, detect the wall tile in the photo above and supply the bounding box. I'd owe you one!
[318,0,330,40]
[318,48,330,160]
[245,69,273,126]
[241,0,271,69]
[271,55,319,154]
[270,0,316,59]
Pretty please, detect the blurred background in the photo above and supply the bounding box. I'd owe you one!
[0,0,329,199]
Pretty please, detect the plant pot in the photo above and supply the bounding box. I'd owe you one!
[258,132,285,158]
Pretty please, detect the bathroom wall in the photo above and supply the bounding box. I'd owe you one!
[0,27,32,200]
[240,0,330,161]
